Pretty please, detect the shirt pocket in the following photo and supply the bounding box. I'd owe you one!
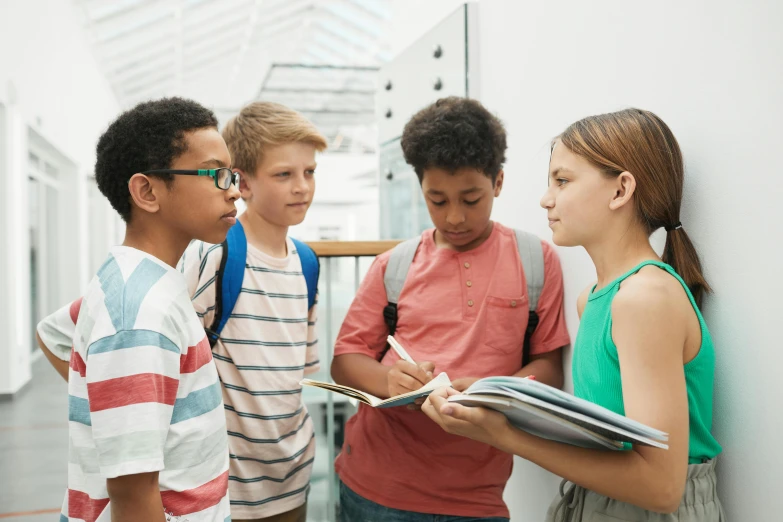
[483,295,528,354]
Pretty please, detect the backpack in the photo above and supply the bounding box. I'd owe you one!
[205,220,319,348]
[382,229,544,366]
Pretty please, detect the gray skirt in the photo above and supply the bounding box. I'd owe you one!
[545,459,724,522]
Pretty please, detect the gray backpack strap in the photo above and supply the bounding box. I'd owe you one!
[515,229,545,367]
[381,236,421,348]
[514,229,545,312]
[383,237,422,305]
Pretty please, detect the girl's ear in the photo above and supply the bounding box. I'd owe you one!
[608,171,637,211]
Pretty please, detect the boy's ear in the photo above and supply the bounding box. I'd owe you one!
[128,173,162,214]
[493,170,505,197]
[608,171,637,211]
[236,169,253,199]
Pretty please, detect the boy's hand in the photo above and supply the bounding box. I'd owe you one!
[387,360,435,398]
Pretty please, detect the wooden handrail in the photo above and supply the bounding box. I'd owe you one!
[306,240,402,258]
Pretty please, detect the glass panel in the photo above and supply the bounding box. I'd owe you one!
[303,256,370,521]
[416,186,432,234]
[28,151,40,171]
[28,174,60,352]
[45,183,59,312]
[379,139,432,239]
[387,174,415,239]
[88,179,109,276]
[28,177,40,352]
[44,161,58,179]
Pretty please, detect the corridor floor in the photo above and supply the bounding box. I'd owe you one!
[0,356,68,521]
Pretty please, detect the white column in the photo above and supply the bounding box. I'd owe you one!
[0,100,32,395]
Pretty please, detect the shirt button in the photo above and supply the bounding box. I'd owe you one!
[511,300,517,307]
[347,445,352,455]
[464,262,471,269]
[468,300,474,307]
[466,281,472,287]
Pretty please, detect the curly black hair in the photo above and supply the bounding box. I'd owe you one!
[95,97,218,222]
[400,96,507,183]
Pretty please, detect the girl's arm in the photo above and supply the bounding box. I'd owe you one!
[424,273,691,513]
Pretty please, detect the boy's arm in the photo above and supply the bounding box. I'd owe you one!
[331,354,395,398]
[107,472,166,522]
[36,299,82,382]
[512,349,563,387]
[330,256,433,399]
[179,241,221,327]
[37,332,69,380]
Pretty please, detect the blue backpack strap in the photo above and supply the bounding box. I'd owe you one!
[291,238,319,310]
[206,221,247,347]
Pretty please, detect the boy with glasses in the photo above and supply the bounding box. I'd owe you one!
[47,97,238,521]
[38,101,327,522]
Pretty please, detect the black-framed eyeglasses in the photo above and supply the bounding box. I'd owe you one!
[141,168,239,190]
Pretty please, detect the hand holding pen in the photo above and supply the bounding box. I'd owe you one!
[385,335,435,399]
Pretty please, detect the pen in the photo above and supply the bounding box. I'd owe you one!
[387,335,416,365]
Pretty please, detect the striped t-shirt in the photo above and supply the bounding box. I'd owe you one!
[59,246,230,522]
[178,238,319,519]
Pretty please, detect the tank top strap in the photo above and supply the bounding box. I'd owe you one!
[614,260,705,322]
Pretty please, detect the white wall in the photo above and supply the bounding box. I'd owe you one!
[0,2,120,174]
[0,0,120,394]
[474,1,782,519]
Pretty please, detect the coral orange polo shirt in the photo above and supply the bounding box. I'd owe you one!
[333,222,570,518]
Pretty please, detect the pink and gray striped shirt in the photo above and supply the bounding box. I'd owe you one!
[177,237,319,519]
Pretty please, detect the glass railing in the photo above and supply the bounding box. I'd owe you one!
[302,240,401,522]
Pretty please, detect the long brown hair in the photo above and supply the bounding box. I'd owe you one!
[559,108,711,307]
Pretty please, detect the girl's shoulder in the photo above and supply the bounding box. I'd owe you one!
[613,265,692,327]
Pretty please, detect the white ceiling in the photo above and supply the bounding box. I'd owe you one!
[72,0,395,153]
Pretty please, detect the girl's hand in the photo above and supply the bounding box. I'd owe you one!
[422,387,511,447]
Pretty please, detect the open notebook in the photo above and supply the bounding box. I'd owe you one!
[300,372,451,408]
[449,376,669,451]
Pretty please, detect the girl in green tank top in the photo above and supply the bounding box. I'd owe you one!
[424,109,724,521]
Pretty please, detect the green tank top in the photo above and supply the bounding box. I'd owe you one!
[572,260,722,463]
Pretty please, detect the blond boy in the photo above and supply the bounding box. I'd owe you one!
[181,102,327,521]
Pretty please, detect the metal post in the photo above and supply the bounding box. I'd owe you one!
[325,257,336,522]
[354,256,360,293]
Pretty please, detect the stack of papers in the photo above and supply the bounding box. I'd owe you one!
[449,376,669,451]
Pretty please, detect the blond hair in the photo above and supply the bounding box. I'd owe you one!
[222,102,328,176]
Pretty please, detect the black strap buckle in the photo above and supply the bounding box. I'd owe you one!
[383,303,398,336]
[522,311,540,367]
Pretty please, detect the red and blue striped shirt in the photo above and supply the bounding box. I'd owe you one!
[61,246,230,522]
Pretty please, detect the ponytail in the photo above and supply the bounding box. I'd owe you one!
[662,227,711,308]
